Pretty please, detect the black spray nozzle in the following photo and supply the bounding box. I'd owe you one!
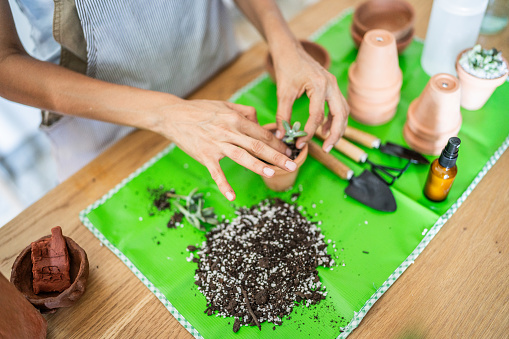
[443,137,461,158]
[439,137,461,167]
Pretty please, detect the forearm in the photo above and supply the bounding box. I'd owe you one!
[233,0,299,55]
[0,51,181,131]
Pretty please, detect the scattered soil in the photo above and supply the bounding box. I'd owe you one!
[167,212,183,229]
[190,198,333,333]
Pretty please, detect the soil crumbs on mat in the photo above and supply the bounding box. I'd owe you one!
[190,198,333,333]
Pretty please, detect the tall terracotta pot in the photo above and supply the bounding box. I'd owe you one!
[404,73,462,155]
[455,49,508,111]
[261,123,308,191]
[348,29,402,125]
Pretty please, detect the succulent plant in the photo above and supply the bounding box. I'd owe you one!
[166,188,218,231]
[282,121,308,144]
[463,44,506,77]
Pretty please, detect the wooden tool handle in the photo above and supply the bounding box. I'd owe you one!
[344,126,381,149]
[308,141,353,180]
[315,127,368,163]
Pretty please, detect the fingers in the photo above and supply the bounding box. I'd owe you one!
[225,102,258,123]
[238,117,292,157]
[205,161,236,201]
[322,88,349,152]
[228,134,297,172]
[275,92,294,140]
[297,87,325,149]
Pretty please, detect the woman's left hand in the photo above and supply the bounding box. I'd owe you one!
[272,41,349,153]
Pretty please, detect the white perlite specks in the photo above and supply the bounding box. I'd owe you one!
[190,198,333,333]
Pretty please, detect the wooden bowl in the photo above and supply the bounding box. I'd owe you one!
[10,235,89,313]
[265,40,331,82]
[353,0,415,41]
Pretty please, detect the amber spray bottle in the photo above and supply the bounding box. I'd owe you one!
[424,137,461,202]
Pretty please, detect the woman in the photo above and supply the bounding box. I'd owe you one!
[0,0,348,201]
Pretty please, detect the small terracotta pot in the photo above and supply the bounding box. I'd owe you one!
[350,29,401,88]
[455,49,508,110]
[261,123,308,191]
[353,0,415,41]
[266,40,331,82]
[403,73,462,155]
[11,235,89,313]
[348,92,400,125]
[0,273,47,339]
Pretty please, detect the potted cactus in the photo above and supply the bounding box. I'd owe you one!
[262,121,308,191]
[456,44,508,110]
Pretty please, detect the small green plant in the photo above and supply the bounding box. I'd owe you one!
[464,44,505,76]
[282,121,307,144]
[166,188,218,231]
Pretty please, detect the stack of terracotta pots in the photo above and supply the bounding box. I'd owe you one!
[351,0,415,54]
[348,29,402,125]
[403,73,462,155]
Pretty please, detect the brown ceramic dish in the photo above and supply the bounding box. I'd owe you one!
[265,40,331,82]
[353,0,415,41]
[11,235,89,313]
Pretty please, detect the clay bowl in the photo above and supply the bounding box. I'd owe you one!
[11,235,89,313]
[261,123,308,191]
[266,40,331,82]
[353,0,415,41]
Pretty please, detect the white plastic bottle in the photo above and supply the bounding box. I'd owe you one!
[421,0,489,76]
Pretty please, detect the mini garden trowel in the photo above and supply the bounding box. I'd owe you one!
[308,141,396,212]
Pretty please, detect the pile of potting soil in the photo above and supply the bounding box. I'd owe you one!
[189,198,333,333]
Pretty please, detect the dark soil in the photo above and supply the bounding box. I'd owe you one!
[189,198,333,333]
[287,141,301,161]
[167,212,183,228]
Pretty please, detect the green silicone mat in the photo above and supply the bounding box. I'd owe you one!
[80,9,509,338]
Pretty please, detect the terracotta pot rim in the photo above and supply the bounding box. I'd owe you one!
[350,105,397,125]
[11,235,89,308]
[353,0,415,40]
[348,62,403,90]
[455,48,509,83]
[403,124,451,155]
[406,100,462,138]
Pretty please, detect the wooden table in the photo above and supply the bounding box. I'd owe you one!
[1,1,508,337]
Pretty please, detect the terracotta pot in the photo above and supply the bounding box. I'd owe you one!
[261,123,308,191]
[403,73,462,155]
[353,0,415,41]
[348,63,402,100]
[455,49,508,110]
[350,29,401,88]
[348,29,401,125]
[265,40,331,82]
[11,235,89,313]
[0,273,47,338]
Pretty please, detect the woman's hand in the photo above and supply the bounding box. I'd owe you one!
[272,41,349,153]
[155,99,297,201]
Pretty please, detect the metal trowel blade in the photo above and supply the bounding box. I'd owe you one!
[345,170,397,212]
[380,142,430,164]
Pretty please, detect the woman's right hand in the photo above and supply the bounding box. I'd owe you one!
[153,98,297,201]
